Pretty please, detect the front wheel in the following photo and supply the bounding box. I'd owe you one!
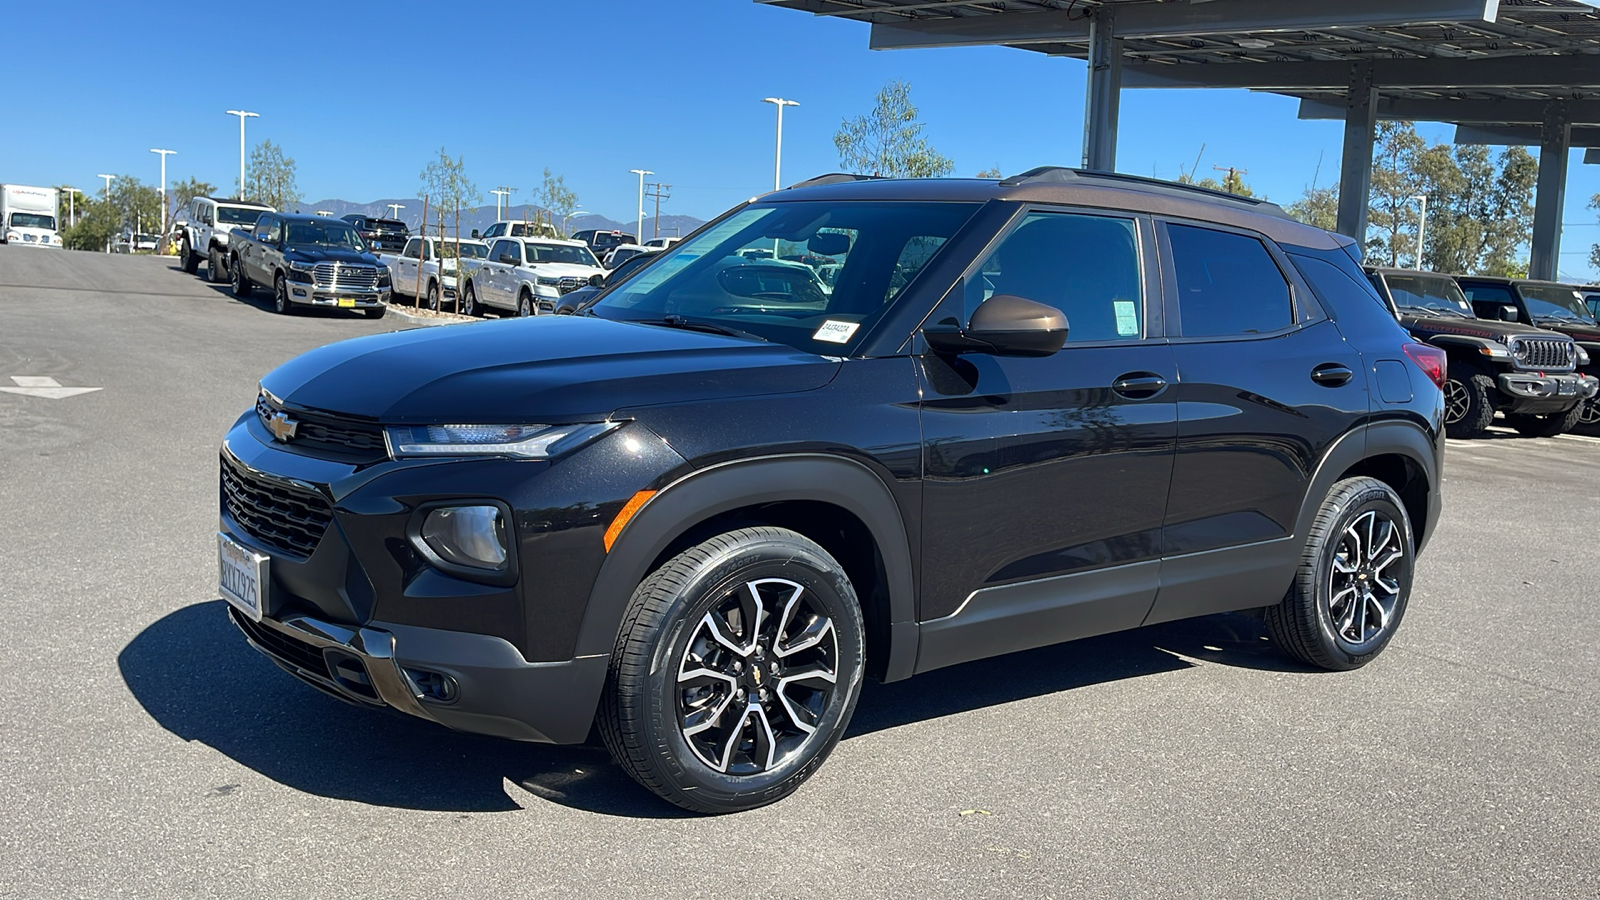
[1506,403,1583,438]
[1572,396,1600,436]
[517,289,533,317]
[273,274,293,315]
[598,526,866,814]
[1266,477,1414,671]
[1442,370,1496,439]
[181,239,199,274]
[363,306,387,320]
[461,283,479,317]
[426,282,440,312]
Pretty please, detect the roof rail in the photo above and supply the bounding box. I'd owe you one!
[785,173,883,190]
[999,166,1291,219]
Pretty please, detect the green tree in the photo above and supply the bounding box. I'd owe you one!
[834,80,954,178]
[1367,121,1428,266]
[1287,185,1339,232]
[538,168,578,235]
[976,166,1003,179]
[1589,194,1600,272]
[245,140,301,211]
[169,177,216,219]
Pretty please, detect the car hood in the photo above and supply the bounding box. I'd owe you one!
[260,315,842,423]
[1541,322,1600,344]
[524,262,603,279]
[1401,315,1553,342]
[283,246,381,265]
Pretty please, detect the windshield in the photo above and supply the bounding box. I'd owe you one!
[9,212,56,230]
[593,233,627,249]
[590,200,980,354]
[1520,284,1597,323]
[285,221,367,249]
[440,241,488,260]
[526,242,599,266]
[218,206,267,226]
[1386,274,1474,317]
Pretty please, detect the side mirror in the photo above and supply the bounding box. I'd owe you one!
[470,229,480,239]
[923,294,1069,357]
[589,273,604,287]
[1500,305,1520,322]
[498,253,517,265]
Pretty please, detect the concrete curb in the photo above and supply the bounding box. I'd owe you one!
[385,306,476,328]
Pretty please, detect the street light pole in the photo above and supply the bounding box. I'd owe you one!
[150,148,175,241]
[61,187,78,228]
[1411,195,1428,270]
[387,203,405,219]
[489,189,508,220]
[565,208,587,237]
[761,97,799,191]
[97,175,114,253]
[225,110,259,200]
[629,169,653,244]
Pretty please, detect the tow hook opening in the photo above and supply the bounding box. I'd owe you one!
[403,667,459,704]
[322,649,381,703]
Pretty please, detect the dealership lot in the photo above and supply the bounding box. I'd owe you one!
[1,248,1597,898]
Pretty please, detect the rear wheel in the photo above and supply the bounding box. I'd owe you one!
[598,527,865,814]
[181,238,199,274]
[207,246,225,283]
[230,258,251,297]
[462,283,479,317]
[1442,370,1495,439]
[1506,403,1583,438]
[1266,477,1413,671]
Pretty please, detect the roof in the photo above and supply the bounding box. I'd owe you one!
[202,196,273,208]
[772,169,1346,249]
[763,0,1600,125]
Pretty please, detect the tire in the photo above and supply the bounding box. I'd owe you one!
[1266,477,1414,671]
[1441,370,1495,439]
[598,526,866,814]
[230,258,251,297]
[207,246,225,284]
[425,281,440,312]
[363,306,387,320]
[1506,403,1583,438]
[462,282,479,317]
[517,289,534,317]
[273,274,293,315]
[1572,396,1600,437]
[180,238,199,274]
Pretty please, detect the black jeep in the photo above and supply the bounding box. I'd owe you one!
[217,168,1445,813]
[1453,277,1600,436]
[1366,268,1593,438]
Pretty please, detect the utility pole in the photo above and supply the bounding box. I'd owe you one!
[150,149,175,240]
[61,187,79,228]
[97,174,114,253]
[225,110,259,200]
[644,183,671,239]
[1211,164,1249,196]
[629,169,653,243]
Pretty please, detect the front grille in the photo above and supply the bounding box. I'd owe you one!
[312,262,380,290]
[256,394,387,462]
[221,455,333,558]
[1509,336,1576,371]
[234,611,329,679]
[557,276,586,295]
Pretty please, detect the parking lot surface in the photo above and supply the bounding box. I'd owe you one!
[2,247,1597,899]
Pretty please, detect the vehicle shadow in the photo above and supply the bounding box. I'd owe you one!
[119,601,1303,818]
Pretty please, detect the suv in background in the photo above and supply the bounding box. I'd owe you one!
[340,215,410,252]
[572,228,636,261]
[480,220,561,241]
[1456,276,1600,436]
[216,168,1443,814]
[1367,268,1593,438]
[178,196,274,283]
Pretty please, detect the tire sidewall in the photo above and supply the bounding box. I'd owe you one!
[634,537,864,811]
[518,291,532,317]
[1309,483,1414,666]
[463,284,477,316]
[274,275,289,314]
[427,283,439,311]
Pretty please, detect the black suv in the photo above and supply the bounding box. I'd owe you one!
[1366,267,1592,437]
[1455,276,1600,435]
[340,215,410,252]
[217,169,1445,813]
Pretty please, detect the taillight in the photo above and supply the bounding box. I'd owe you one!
[1403,342,1448,389]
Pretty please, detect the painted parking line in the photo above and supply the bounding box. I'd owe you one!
[0,375,102,399]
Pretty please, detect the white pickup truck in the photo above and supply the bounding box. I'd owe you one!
[377,235,489,311]
[177,196,274,282]
[459,237,606,317]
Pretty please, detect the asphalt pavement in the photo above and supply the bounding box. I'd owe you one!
[1,246,1597,899]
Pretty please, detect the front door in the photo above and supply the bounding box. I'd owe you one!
[915,209,1177,673]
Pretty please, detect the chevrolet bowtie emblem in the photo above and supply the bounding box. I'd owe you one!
[266,410,299,442]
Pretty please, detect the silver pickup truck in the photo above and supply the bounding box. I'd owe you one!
[377,235,489,312]
[227,212,390,317]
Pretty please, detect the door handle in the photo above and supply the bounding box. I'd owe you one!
[1311,363,1354,387]
[1112,373,1168,399]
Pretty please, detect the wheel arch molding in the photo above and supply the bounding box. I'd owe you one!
[575,453,919,683]
[1295,422,1441,558]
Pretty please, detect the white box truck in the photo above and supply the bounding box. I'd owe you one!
[1,185,62,248]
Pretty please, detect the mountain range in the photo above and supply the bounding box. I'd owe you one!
[300,198,706,242]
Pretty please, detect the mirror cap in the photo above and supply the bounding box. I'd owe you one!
[925,294,1069,357]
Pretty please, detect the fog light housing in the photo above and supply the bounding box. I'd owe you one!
[419,505,507,570]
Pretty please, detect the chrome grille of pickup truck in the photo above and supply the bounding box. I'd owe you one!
[557,276,587,295]
[312,263,380,290]
[1509,335,1576,371]
[221,455,333,558]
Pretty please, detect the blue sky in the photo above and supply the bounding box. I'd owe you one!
[4,0,1596,278]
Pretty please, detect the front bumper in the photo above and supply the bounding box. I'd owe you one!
[1496,371,1598,413]
[228,605,606,743]
[286,283,390,308]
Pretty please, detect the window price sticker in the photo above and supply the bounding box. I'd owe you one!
[1113,300,1140,336]
[813,320,861,344]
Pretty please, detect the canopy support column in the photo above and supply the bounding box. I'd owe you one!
[1530,101,1571,282]
[1081,6,1122,173]
[1337,62,1378,244]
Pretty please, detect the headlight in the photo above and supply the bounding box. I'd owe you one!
[4,232,19,242]
[536,275,562,286]
[419,505,507,570]
[378,267,392,285]
[286,261,317,282]
[384,422,621,459]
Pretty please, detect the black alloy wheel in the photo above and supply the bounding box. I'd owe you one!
[1267,477,1414,670]
[1506,403,1583,438]
[230,258,251,297]
[1442,371,1495,439]
[462,283,478,317]
[273,274,292,315]
[1573,397,1600,436]
[426,282,440,312]
[518,290,533,317]
[599,526,865,814]
[180,238,199,274]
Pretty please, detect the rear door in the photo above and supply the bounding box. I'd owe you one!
[1144,220,1368,625]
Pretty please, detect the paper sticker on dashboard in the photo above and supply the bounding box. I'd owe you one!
[813,320,861,344]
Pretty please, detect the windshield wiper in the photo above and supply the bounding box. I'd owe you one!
[1395,304,1442,318]
[637,315,769,342]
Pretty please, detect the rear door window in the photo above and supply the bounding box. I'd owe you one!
[1165,224,1293,337]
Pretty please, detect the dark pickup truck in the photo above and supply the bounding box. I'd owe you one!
[228,213,391,318]
[1455,276,1600,435]
[341,215,410,252]
[1367,268,1595,438]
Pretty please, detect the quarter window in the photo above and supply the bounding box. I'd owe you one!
[1167,224,1293,337]
[964,212,1144,342]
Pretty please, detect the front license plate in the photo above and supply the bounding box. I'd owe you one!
[338,297,356,308]
[218,532,268,622]
[1558,380,1576,395]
